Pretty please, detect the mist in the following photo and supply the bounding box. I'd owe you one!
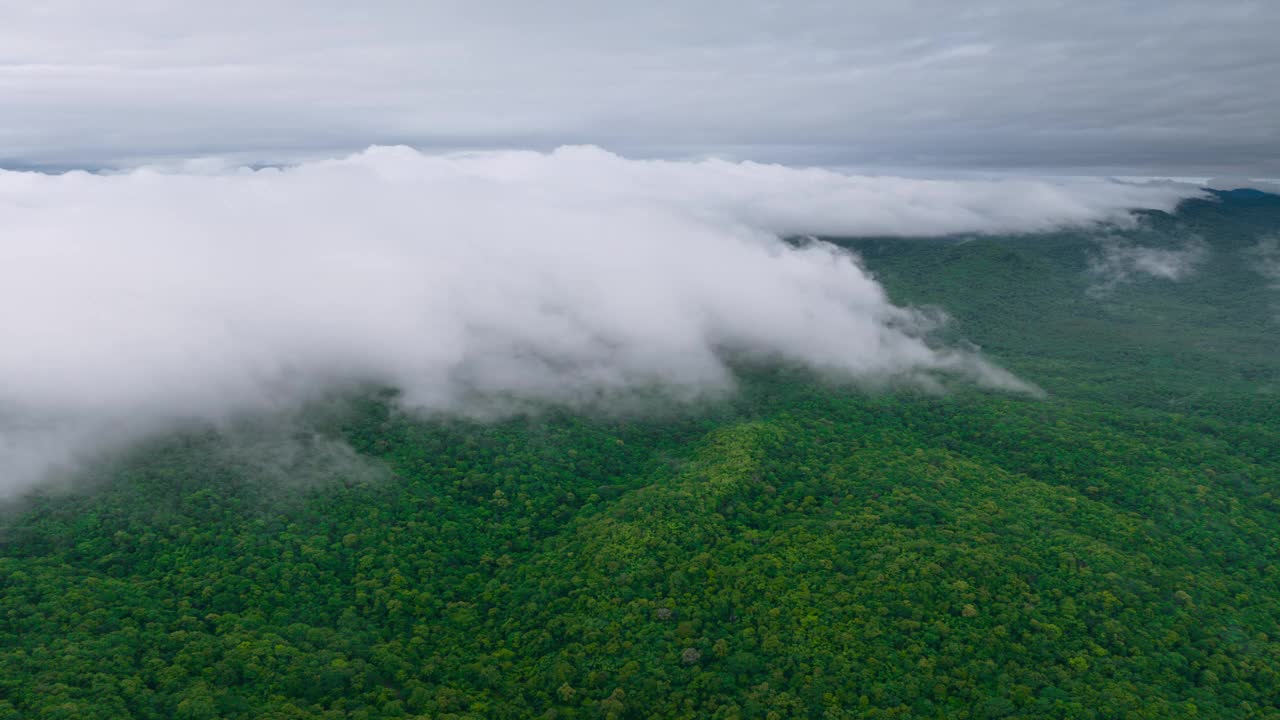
[0,146,1202,495]
[1087,234,1208,295]
[1247,236,1280,289]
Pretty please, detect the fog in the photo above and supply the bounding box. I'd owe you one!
[0,146,1202,495]
[1088,235,1208,295]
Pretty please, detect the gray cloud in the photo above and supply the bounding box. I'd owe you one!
[0,146,1201,495]
[1,1,1277,173]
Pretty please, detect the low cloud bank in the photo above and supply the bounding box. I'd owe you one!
[0,146,1201,495]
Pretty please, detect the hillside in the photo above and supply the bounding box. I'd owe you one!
[2,192,1279,719]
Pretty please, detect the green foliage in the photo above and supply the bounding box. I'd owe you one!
[2,191,1279,718]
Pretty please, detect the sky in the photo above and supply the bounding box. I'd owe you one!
[2,0,1278,174]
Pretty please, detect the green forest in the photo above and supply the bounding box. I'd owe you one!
[2,190,1279,719]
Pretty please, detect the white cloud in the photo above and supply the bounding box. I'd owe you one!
[0,146,1201,495]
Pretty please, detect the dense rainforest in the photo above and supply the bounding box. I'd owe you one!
[2,190,1279,719]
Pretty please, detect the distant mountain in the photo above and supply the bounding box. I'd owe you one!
[837,189,1280,412]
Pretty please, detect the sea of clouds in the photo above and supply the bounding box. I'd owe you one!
[0,145,1202,495]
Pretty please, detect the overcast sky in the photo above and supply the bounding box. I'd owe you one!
[2,0,1278,174]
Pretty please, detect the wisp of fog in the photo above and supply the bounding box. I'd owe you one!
[0,145,1201,495]
[1247,236,1280,288]
[1088,235,1209,295]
